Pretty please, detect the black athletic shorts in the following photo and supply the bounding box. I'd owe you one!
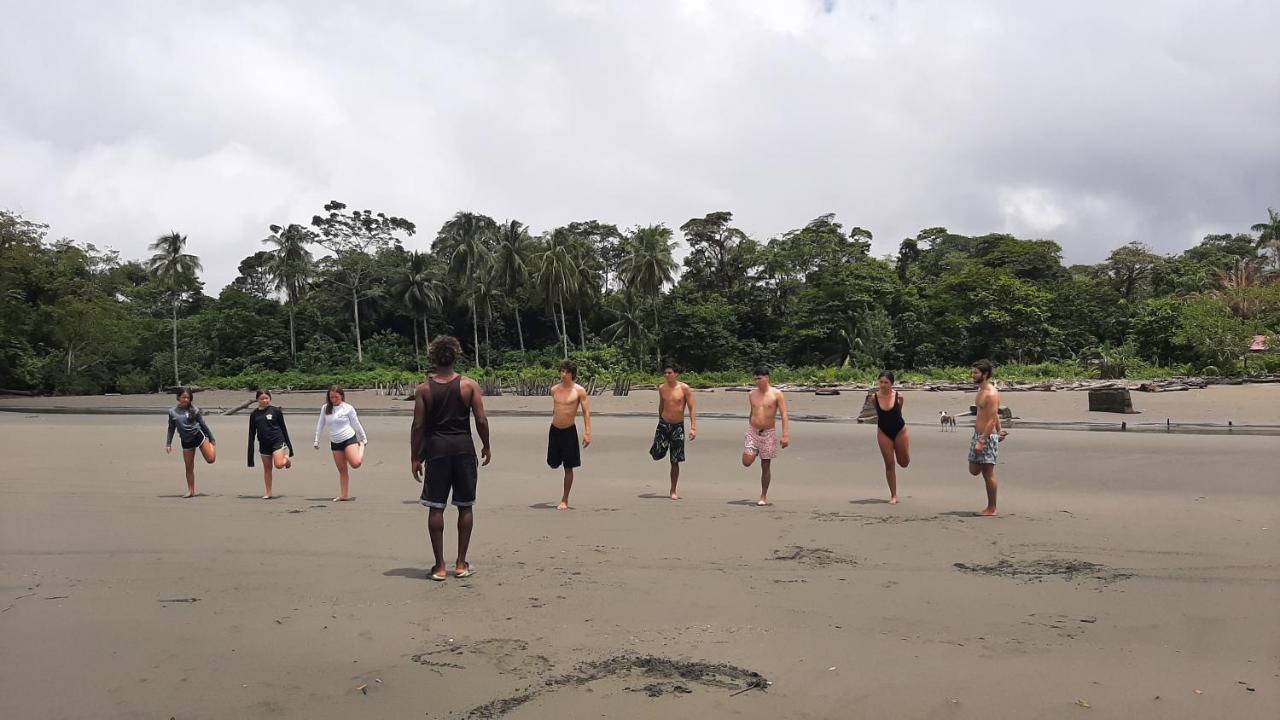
[259,440,285,457]
[331,436,359,452]
[421,454,478,509]
[180,433,206,451]
[547,424,581,469]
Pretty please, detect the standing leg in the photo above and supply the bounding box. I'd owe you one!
[332,451,351,501]
[261,459,273,499]
[427,508,446,579]
[557,469,573,510]
[877,431,898,503]
[182,449,197,497]
[669,461,680,500]
[456,507,474,572]
[979,465,998,516]
[758,459,771,505]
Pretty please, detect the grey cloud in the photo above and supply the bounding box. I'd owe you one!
[1,0,1276,290]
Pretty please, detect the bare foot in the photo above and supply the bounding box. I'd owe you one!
[284,458,292,469]
[333,496,352,502]
[670,492,681,500]
[182,492,195,499]
[556,501,569,510]
[756,498,768,506]
[889,497,899,505]
[978,507,998,516]
[262,495,273,500]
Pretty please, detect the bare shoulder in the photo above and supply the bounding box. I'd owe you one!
[773,387,786,402]
[575,383,588,398]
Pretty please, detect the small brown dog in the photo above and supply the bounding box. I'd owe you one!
[939,410,957,431]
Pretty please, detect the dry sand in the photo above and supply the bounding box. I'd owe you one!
[0,410,1277,719]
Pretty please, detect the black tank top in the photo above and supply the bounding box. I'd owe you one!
[875,392,905,435]
[423,376,475,459]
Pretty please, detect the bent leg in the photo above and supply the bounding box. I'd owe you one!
[894,428,911,468]
[200,440,216,464]
[273,449,289,470]
[345,442,364,470]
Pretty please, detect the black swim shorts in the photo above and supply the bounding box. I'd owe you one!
[547,424,581,469]
[331,435,359,452]
[420,454,478,509]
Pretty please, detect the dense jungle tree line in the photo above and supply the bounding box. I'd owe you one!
[2,203,1278,394]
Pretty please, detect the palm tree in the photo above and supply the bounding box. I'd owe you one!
[462,272,499,367]
[492,220,534,352]
[437,212,497,367]
[263,224,314,361]
[392,251,442,370]
[602,292,649,366]
[1215,258,1269,318]
[1252,207,1280,269]
[147,231,202,387]
[534,229,579,359]
[617,225,677,369]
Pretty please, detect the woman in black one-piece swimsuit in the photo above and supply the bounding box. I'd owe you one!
[873,371,910,504]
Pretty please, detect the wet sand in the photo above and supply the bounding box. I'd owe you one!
[0,413,1277,719]
[4,383,1280,426]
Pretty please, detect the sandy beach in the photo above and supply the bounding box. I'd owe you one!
[1,408,1277,719]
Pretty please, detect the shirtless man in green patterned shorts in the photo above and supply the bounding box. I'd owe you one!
[650,360,697,499]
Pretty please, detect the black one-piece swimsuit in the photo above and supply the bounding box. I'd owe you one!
[875,392,905,440]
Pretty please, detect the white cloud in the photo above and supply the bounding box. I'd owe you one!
[1,0,1277,289]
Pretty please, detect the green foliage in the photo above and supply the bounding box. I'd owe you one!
[4,203,1280,396]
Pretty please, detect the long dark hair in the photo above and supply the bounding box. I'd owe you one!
[878,371,896,384]
[254,389,272,410]
[175,387,196,422]
[325,386,345,415]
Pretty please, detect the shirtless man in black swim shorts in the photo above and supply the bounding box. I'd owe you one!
[548,360,591,510]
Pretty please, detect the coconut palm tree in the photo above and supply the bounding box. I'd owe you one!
[263,223,314,361]
[617,225,677,369]
[1252,207,1280,269]
[1215,258,1268,318]
[147,231,202,387]
[392,251,442,370]
[492,220,534,352]
[602,292,649,366]
[437,212,497,367]
[534,229,579,359]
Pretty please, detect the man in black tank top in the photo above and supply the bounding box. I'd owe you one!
[411,336,492,581]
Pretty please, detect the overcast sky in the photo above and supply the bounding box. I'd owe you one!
[3,0,1278,290]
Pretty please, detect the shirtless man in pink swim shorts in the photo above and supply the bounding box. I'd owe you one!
[742,366,790,506]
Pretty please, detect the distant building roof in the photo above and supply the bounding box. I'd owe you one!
[1250,335,1270,352]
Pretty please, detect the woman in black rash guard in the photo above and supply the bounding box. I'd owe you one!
[165,387,217,498]
[246,389,293,499]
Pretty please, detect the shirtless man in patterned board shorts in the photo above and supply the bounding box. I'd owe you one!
[967,358,1008,516]
[742,366,789,506]
[651,360,697,500]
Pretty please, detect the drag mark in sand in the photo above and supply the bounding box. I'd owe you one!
[771,546,858,568]
[953,559,1133,584]
[460,654,769,719]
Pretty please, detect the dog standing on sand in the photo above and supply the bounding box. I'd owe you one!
[939,411,957,432]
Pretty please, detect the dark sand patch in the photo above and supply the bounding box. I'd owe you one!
[771,546,857,567]
[460,654,767,719]
[954,558,1133,584]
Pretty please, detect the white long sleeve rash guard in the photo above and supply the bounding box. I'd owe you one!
[314,402,368,445]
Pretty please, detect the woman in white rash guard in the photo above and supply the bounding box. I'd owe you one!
[314,386,367,502]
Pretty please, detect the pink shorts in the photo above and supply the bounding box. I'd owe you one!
[743,426,778,460]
